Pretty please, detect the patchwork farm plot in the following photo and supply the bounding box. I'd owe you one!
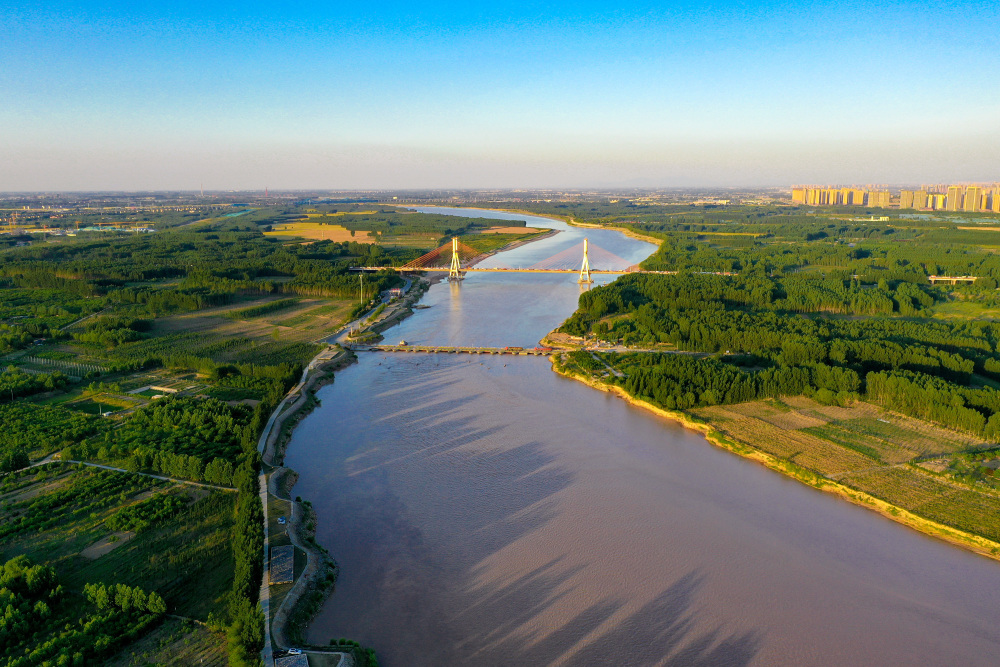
[692,396,1000,547]
[0,465,237,619]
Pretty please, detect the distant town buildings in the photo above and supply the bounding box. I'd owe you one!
[792,183,999,211]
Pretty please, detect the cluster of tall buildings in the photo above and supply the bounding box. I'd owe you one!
[791,184,1000,212]
[792,187,889,207]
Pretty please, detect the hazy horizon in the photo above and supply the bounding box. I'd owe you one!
[3,1,998,190]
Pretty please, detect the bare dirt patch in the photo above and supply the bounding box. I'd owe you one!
[185,486,213,502]
[128,488,158,503]
[80,531,134,559]
[227,398,262,407]
[1,475,72,504]
[917,459,950,473]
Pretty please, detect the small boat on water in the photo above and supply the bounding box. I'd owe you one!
[398,340,408,345]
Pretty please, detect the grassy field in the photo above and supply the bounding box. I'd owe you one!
[103,617,228,667]
[931,299,1000,320]
[152,296,351,347]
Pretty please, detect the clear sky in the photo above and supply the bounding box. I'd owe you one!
[2,1,998,190]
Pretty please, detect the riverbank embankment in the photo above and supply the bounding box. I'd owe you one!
[549,353,1000,562]
[259,274,440,661]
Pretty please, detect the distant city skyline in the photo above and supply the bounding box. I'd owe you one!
[2,1,998,190]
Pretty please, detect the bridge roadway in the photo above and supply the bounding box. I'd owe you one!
[351,266,635,274]
[352,344,555,356]
[350,266,735,277]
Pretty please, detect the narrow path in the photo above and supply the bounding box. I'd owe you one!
[25,457,237,491]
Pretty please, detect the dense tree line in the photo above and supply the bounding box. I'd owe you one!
[0,366,68,402]
[565,273,999,378]
[0,403,104,471]
[72,315,150,347]
[866,370,1000,439]
[0,556,165,667]
[591,352,859,410]
[60,397,252,486]
[562,264,1000,436]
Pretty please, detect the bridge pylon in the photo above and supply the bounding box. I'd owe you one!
[578,238,593,284]
[448,236,464,281]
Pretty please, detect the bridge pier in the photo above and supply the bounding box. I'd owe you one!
[448,237,463,281]
[579,238,593,284]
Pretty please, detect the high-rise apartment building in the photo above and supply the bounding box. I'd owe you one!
[868,191,890,208]
[792,184,999,211]
[965,186,982,212]
[947,186,963,211]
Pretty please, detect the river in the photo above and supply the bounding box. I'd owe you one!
[282,208,1000,666]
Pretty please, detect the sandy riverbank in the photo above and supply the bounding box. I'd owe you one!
[458,205,664,247]
[548,353,1000,562]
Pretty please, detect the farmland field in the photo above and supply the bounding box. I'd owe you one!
[264,222,377,243]
[688,396,1000,548]
[1,465,237,620]
[102,617,228,667]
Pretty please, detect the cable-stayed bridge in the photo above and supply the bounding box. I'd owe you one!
[352,237,641,284]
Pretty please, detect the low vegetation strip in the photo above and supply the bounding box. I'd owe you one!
[224,298,301,320]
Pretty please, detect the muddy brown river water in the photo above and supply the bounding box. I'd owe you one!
[282,208,1000,666]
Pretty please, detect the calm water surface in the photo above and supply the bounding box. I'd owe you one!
[283,208,1000,666]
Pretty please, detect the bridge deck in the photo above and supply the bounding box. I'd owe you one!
[353,345,554,355]
[351,266,633,274]
[350,267,734,277]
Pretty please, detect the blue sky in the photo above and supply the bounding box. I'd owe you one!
[2,1,998,190]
